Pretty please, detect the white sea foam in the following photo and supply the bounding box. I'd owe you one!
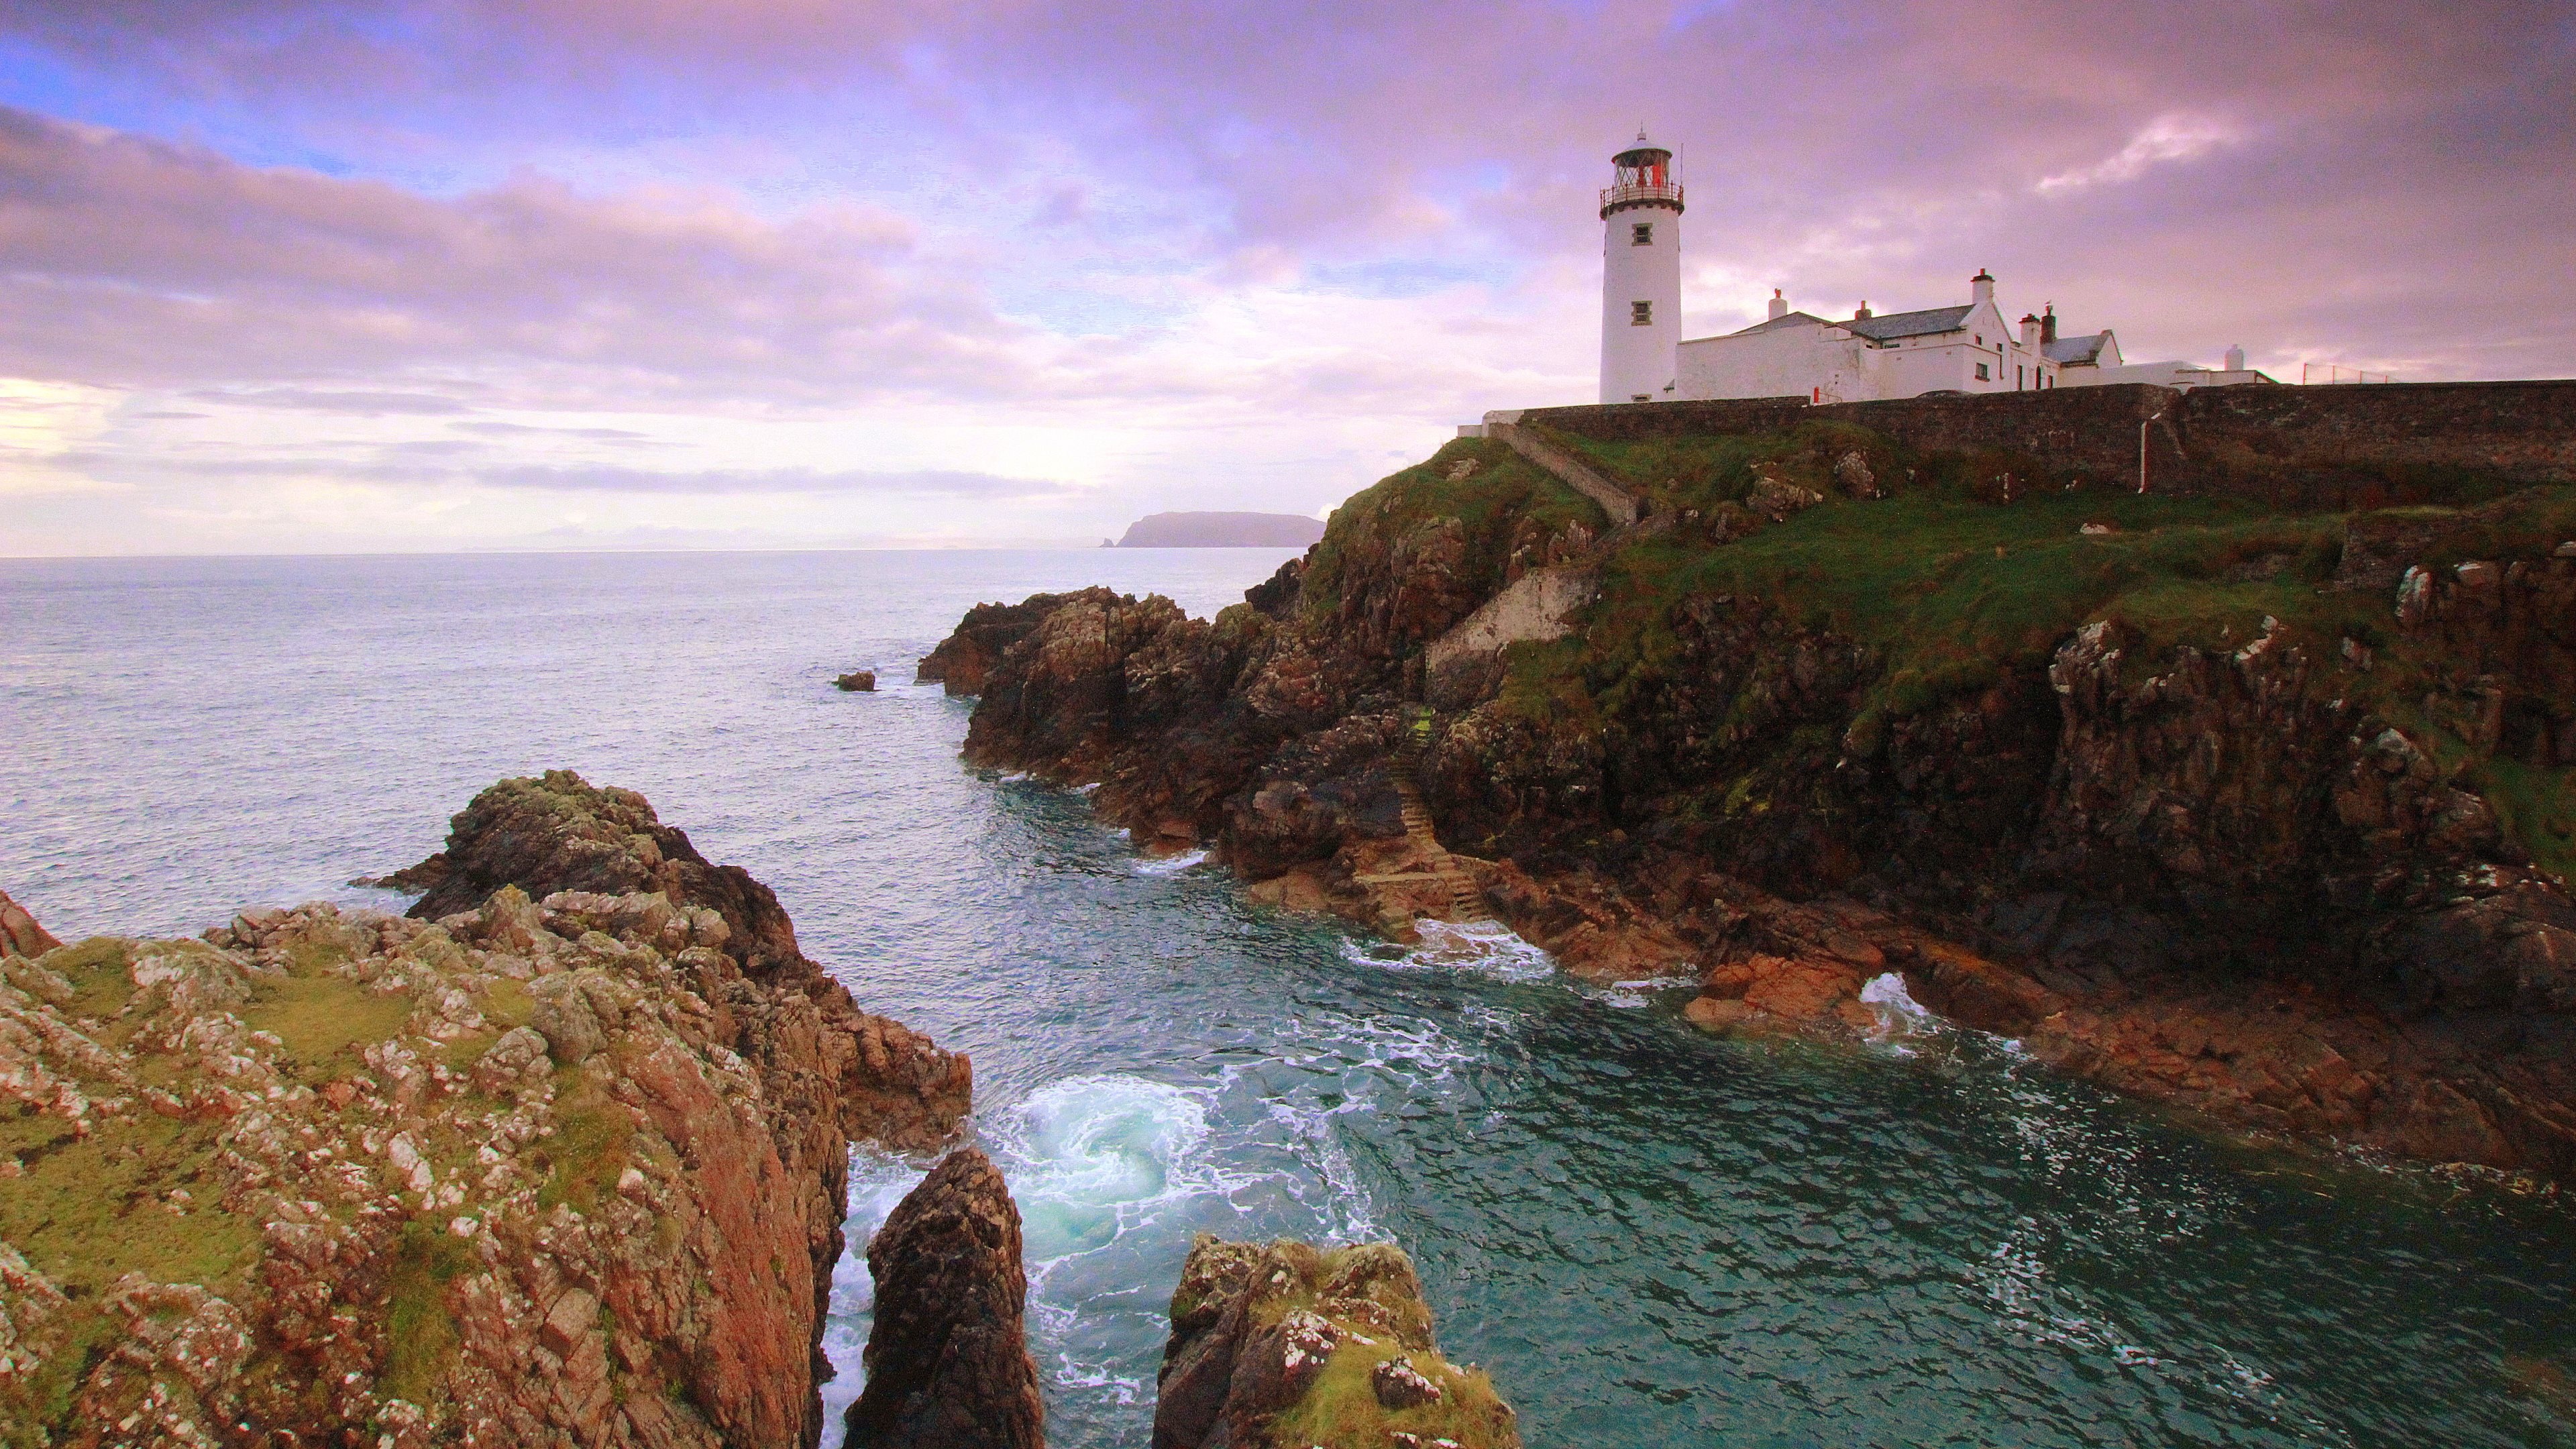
[991,1075,1228,1264]
[1338,917,1557,983]
[818,1153,933,1448]
[1860,971,1941,1052]
[1130,848,1210,877]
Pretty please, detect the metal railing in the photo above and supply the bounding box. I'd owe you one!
[2300,362,2394,385]
[1599,181,1684,214]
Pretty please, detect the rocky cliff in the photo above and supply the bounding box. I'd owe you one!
[1154,1236,1519,1449]
[0,771,970,1447]
[930,425,2576,1182]
[844,1148,1044,1449]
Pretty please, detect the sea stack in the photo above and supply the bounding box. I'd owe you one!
[845,1148,1046,1449]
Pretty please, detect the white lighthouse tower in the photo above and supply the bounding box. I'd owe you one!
[1599,131,1683,404]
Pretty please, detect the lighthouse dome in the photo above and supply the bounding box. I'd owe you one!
[1613,131,1672,166]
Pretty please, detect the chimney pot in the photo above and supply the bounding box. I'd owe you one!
[1854,300,1872,320]
[1971,269,1996,304]
[2041,304,2057,345]
[1768,288,1788,321]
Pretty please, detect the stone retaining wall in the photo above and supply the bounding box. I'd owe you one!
[1513,380,2576,504]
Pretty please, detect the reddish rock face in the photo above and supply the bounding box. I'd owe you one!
[401,770,971,1152]
[918,591,1092,697]
[929,451,2576,1183]
[845,1148,1044,1449]
[0,777,973,1447]
[0,887,60,959]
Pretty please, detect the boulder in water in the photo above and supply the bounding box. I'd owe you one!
[845,1148,1045,1449]
[837,670,877,692]
[1153,1235,1519,1449]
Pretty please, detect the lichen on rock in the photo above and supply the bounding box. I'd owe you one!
[1153,1235,1519,1449]
[0,773,972,1446]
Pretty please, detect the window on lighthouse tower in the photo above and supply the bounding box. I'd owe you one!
[1631,223,1654,246]
[1631,301,1653,325]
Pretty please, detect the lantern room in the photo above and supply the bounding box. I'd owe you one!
[1601,132,1684,217]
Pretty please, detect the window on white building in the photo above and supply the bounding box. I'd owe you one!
[1631,301,1652,326]
[1976,362,1991,380]
[1631,223,1653,246]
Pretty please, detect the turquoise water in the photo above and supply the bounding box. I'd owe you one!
[3,551,2571,1448]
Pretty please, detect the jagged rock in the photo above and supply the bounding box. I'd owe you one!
[1153,1236,1517,1449]
[938,441,2576,1181]
[837,670,878,692]
[0,888,60,959]
[845,1148,1044,1449]
[918,592,1089,696]
[395,769,970,1150]
[0,777,981,1445]
[1374,1355,1445,1409]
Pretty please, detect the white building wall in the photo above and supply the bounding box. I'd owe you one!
[1676,321,1875,403]
[1600,202,1683,403]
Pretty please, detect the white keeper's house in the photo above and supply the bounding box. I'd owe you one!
[1593,132,2268,406]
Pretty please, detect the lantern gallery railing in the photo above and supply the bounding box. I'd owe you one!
[1599,181,1685,215]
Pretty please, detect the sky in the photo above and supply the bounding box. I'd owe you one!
[1,1,2570,555]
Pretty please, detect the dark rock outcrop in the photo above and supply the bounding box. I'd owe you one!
[837,670,878,692]
[844,1149,1045,1449]
[0,775,969,1446]
[918,592,1093,696]
[1155,1236,1518,1449]
[0,887,60,959]
[928,431,2576,1182]
[400,769,971,1150]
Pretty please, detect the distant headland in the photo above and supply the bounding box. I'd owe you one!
[1108,511,1326,547]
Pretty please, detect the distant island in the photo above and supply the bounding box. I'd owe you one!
[1108,511,1326,547]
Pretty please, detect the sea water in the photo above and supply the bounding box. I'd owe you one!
[4,550,2572,1448]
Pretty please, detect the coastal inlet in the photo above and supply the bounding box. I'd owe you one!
[3,549,2573,1447]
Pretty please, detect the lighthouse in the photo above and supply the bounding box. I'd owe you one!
[1599,131,1683,405]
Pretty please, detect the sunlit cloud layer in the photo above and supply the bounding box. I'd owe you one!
[1,0,2569,554]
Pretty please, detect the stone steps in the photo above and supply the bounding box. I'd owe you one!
[1387,743,1491,923]
[1485,420,1640,527]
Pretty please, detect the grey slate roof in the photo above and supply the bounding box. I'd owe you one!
[1721,310,1837,337]
[2044,331,2112,365]
[1843,304,1973,341]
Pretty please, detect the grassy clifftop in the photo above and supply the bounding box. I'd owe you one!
[1331,417,2576,880]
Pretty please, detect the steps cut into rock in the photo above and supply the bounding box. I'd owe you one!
[1389,735,1491,923]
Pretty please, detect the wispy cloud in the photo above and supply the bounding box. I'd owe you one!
[0,0,2569,554]
[2036,113,2243,195]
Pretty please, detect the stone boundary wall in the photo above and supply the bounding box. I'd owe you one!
[1513,380,2576,504]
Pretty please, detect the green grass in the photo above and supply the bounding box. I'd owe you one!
[533,1067,636,1215]
[1515,483,2351,740]
[241,971,416,1085]
[1301,438,1601,619]
[0,1106,260,1301]
[1262,1338,1516,1449]
[0,1303,115,1448]
[2479,757,2576,884]
[383,1218,476,1405]
[1289,411,2574,867]
[42,936,140,1020]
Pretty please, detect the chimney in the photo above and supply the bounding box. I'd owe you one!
[2224,343,2247,372]
[1971,268,1995,304]
[2041,304,2057,345]
[1854,300,1872,320]
[1768,288,1788,321]
[2020,313,2041,350]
